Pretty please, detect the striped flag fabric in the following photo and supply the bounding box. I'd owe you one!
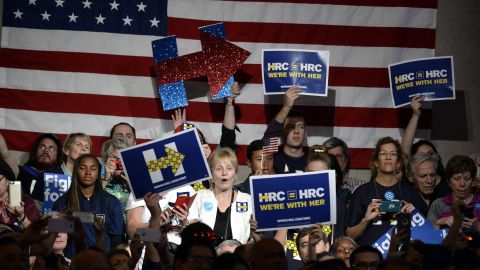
[262,137,280,154]
[0,0,436,169]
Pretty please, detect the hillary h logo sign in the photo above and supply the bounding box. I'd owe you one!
[120,128,211,200]
[143,142,185,184]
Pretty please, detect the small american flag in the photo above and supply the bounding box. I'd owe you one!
[262,137,280,154]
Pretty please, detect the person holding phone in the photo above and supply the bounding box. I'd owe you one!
[346,137,425,246]
[428,155,480,231]
[188,148,253,245]
[100,138,130,223]
[0,159,40,231]
[52,154,123,256]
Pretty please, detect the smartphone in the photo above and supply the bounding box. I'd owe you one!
[136,228,161,243]
[48,218,74,233]
[8,181,22,207]
[396,213,411,250]
[464,207,475,219]
[113,159,123,170]
[379,200,402,212]
[73,212,94,224]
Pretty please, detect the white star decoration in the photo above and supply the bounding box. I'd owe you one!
[68,12,78,23]
[150,17,160,28]
[95,14,106,24]
[41,11,51,21]
[82,0,93,9]
[55,0,65,7]
[137,2,147,12]
[29,0,37,6]
[13,9,23,19]
[109,0,120,11]
[122,15,133,26]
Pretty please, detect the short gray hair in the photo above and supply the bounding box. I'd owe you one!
[407,152,437,177]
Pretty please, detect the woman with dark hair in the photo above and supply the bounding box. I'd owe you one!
[346,137,425,245]
[428,155,479,231]
[52,154,123,256]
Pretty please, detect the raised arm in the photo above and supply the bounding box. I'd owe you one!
[223,82,240,130]
[401,96,423,159]
[346,199,381,240]
[275,86,302,124]
[220,82,240,150]
[263,86,302,139]
[0,132,19,177]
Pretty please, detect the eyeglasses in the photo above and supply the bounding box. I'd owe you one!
[38,144,57,152]
[352,261,380,270]
[379,151,398,158]
[187,256,214,264]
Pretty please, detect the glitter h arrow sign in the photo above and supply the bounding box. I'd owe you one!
[152,23,251,111]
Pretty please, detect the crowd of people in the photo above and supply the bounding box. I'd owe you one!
[0,85,479,270]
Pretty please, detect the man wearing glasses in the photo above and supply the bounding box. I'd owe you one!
[0,132,63,212]
[345,137,426,245]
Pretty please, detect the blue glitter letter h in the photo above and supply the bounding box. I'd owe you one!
[152,36,188,111]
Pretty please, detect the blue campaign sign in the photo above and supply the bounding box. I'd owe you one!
[372,210,446,258]
[388,56,455,108]
[44,173,71,214]
[120,128,211,200]
[250,171,336,231]
[262,49,329,96]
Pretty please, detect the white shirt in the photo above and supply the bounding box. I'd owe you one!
[125,185,196,245]
[188,189,252,244]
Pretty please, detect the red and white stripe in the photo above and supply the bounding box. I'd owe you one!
[0,0,437,168]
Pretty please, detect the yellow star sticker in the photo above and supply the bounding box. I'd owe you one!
[192,182,207,191]
[285,233,299,258]
[322,225,332,236]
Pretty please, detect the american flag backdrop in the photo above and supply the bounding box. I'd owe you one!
[0,0,436,168]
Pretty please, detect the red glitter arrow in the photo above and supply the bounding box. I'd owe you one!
[154,31,251,96]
